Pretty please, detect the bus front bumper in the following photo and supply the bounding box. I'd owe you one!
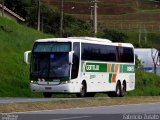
[30,83,74,93]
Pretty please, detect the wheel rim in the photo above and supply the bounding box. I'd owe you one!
[117,87,120,95]
[116,83,121,96]
[80,83,86,97]
[121,83,125,96]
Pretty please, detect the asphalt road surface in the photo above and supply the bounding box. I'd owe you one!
[1,103,160,120]
[0,97,84,103]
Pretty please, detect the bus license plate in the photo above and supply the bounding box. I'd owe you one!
[45,87,52,90]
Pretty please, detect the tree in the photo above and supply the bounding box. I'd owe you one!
[4,0,28,18]
[151,48,160,74]
[3,0,92,36]
[0,0,4,16]
[135,55,143,70]
[98,29,128,42]
[26,3,92,37]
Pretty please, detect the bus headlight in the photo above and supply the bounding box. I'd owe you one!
[61,80,71,84]
[30,80,38,84]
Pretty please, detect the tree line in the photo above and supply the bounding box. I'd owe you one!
[1,0,128,42]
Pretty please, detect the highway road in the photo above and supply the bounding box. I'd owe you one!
[1,103,160,120]
[0,97,84,103]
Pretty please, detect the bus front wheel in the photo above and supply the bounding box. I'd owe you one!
[43,92,52,98]
[76,82,87,97]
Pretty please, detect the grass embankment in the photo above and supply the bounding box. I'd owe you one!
[0,16,53,97]
[0,96,160,113]
[126,71,160,96]
[0,16,160,97]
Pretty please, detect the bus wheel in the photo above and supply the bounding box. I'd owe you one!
[115,81,121,97]
[107,82,121,97]
[43,92,52,98]
[120,82,126,97]
[76,82,87,97]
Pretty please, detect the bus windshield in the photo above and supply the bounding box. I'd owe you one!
[31,42,71,78]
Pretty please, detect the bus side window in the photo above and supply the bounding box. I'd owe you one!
[121,47,134,63]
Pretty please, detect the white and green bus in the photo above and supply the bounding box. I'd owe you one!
[24,37,135,98]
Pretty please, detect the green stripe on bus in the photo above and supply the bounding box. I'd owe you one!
[109,73,112,83]
[81,62,135,73]
[111,64,115,72]
[120,64,123,73]
[85,62,107,72]
[121,65,135,73]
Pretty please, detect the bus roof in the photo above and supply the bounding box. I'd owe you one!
[68,37,112,43]
[135,48,157,52]
[36,37,134,48]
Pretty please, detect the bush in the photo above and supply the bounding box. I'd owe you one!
[126,70,160,96]
[98,29,128,42]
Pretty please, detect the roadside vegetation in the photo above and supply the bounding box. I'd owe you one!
[0,16,160,97]
[0,16,52,97]
[2,0,160,47]
[126,71,160,96]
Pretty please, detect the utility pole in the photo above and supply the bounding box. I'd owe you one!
[139,24,141,46]
[91,0,98,37]
[90,5,94,29]
[37,0,41,31]
[60,0,64,37]
[144,25,147,44]
[93,0,98,37]
[41,16,44,32]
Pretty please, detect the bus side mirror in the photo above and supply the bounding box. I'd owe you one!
[158,51,160,65]
[24,51,31,64]
[69,51,74,65]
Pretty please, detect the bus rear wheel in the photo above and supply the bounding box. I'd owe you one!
[43,92,52,98]
[120,82,126,97]
[107,82,121,97]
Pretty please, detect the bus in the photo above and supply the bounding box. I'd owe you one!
[24,37,135,98]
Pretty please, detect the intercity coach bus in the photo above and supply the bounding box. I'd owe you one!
[24,37,135,98]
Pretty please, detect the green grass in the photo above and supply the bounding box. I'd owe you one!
[0,16,53,97]
[126,70,160,96]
